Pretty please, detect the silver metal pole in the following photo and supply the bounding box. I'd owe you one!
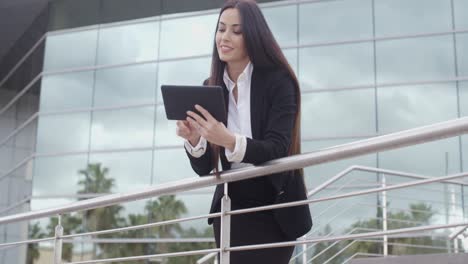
[302,239,307,264]
[220,183,231,264]
[53,215,63,264]
[382,174,388,256]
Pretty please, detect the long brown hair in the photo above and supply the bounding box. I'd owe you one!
[208,0,302,175]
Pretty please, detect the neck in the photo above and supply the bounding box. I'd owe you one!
[226,59,250,83]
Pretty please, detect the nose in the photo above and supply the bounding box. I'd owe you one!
[220,30,231,42]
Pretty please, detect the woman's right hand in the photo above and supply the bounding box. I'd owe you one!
[176,120,201,146]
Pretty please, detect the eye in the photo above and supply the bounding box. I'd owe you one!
[233,31,242,35]
[218,28,226,32]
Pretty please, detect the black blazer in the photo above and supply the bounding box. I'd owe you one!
[186,67,312,240]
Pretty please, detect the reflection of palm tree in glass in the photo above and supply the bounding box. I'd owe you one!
[78,163,124,258]
[26,222,46,264]
[146,195,187,263]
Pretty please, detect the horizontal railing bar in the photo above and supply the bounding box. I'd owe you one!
[65,222,467,263]
[227,171,468,217]
[226,221,468,252]
[0,117,467,224]
[66,248,220,264]
[60,237,215,244]
[308,165,468,197]
[62,212,222,239]
[0,237,54,249]
[356,166,468,186]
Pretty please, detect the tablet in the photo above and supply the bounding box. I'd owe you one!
[161,85,227,123]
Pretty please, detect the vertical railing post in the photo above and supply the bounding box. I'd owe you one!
[53,215,63,264]
[302,239,307,264]
[220,183,231,264]
[381,174,388,256]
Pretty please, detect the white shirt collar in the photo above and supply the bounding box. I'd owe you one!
[223,61,254,93]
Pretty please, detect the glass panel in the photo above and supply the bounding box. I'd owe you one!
[454,0,468,29]
[378,83,458,133]
[39,71,94,111]
[461,82,468,117]
[463,136,468,176]
[378,138,461,176]
[90,106,154,150]
[97,21,159,65]
[376,36,455,83]
[43,30,98,71]
[153,148,198,184]
[375,0,452,36]
[299,0,372,44]
[94,63,157,107]
[156,57,211,103]
[88,151,152,193]
[299,43,374,89]
[159,14,217,59]
[262,4,297,47]
[36,112,91,153]
[154,105,183,147]
[301,89,376,137]
[33,155,88,196]
[457,33,468,77]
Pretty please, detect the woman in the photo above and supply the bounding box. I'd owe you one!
[176,0,312,262]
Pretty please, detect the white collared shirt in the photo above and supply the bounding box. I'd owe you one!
[185,62,253,169]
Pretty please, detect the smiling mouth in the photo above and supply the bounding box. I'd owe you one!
[220,45,233,53]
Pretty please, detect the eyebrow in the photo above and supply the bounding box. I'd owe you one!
[219,21,241,27]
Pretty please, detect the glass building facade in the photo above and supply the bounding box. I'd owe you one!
[0,0,468,263]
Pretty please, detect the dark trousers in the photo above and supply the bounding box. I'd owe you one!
[213,206,294,264]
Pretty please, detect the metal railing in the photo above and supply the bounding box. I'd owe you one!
[0,117,467,263]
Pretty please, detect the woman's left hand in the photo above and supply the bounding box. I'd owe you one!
[186,105,236,151]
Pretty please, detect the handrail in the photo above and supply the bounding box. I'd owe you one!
[0,117,467,225]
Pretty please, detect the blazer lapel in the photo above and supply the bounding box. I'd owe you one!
[250,68,262,140]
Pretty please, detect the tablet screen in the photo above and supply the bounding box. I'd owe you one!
[161,85,227,123]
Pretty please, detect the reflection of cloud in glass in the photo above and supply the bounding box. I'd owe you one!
[159,14,217,59]
[153,148,198,184]
[375,0,452,36]
[262,5,297,46]
[154,105,184,147]
[90,107,154,150]
[454,0,468,29]
[89,151,153,192]
[302,89,376,137]
[39,72,94,111]
[457,34,468,77]
[380,138,460,176]
[33,155,88,196]
[460,82,468,116]
[376,36,455,83]
[299,43,374,89]
[378,83,458,133]
[43,30,98,71]
[97,21,159,65]
[36,113,91,153]
[156,57,211,103]
[94,63,157,107]
[300,0,372,44]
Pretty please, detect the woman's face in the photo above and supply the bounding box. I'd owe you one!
[216,8,249,65]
